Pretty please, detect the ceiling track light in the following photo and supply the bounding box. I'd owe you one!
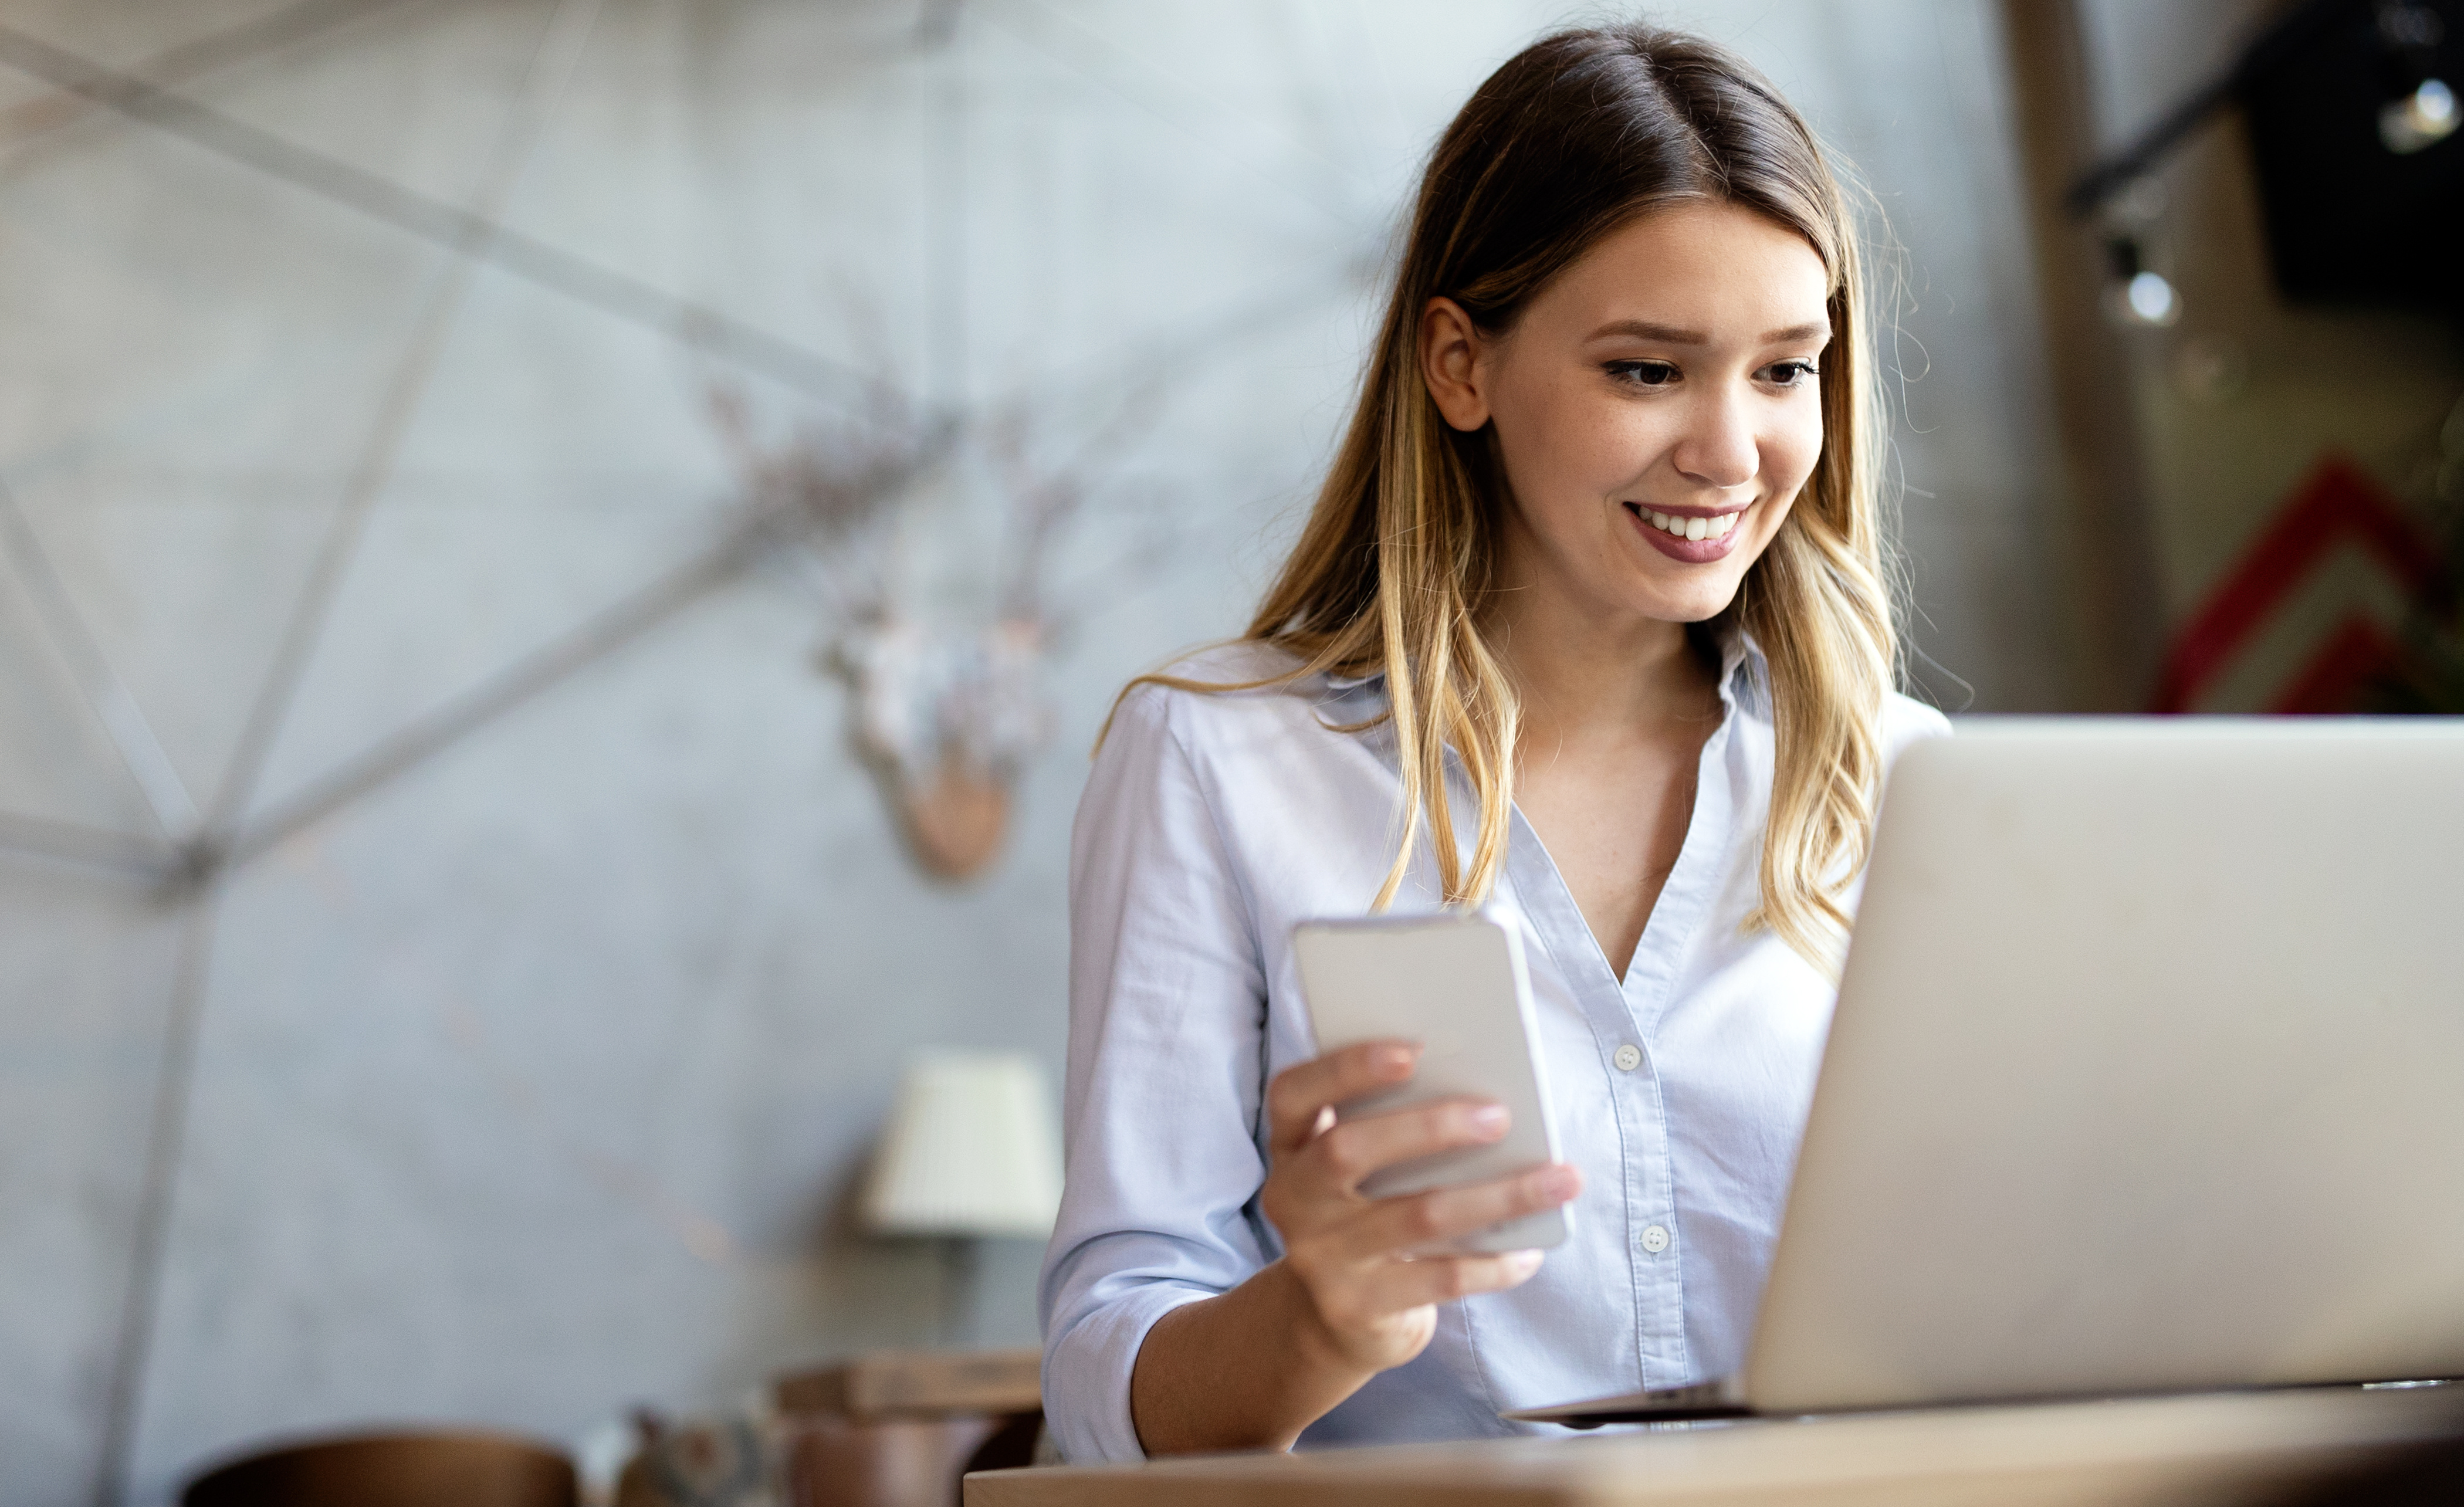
[2376,3,2458,152]
[2104,236,2183,329]
[2381,76,2459,152]
[2064,0,2462,316]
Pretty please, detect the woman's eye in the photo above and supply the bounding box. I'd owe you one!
[1764,360,1820,387]
[1606,360,1679,388]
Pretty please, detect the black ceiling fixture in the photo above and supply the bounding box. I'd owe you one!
[2067,0,2462,318]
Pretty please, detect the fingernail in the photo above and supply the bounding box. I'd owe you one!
[1535,1165,1580,1201]
[1507,1250,1545,1278]
[1375,1044,1417,1074]
[1468,1103,1509,1137]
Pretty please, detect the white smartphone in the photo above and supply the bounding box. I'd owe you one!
[1291,912,1570,1254]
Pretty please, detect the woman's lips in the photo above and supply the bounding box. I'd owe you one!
[1624,502,1749,564]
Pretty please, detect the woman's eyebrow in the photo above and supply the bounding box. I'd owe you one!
[1585,319,1830,344]
[1588,319,1707,344]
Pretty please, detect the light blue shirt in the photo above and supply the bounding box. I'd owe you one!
[1040,626,1949,1462]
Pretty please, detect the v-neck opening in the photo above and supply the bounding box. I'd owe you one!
[1508,716,1731,1000]
[1506,619,1751,997]
[1506,798,1626,992]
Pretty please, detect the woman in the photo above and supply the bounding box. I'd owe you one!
[1040,23,1948,1462]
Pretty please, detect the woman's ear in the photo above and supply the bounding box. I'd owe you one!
[1419,297,1491,432]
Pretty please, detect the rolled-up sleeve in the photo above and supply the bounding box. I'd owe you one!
[1038,684,1275,1463]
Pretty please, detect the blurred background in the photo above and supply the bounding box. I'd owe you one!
[0,0,2455,1502]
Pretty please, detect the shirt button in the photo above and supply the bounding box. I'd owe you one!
[1612,1044,1643,1072]
[1640,1224,1671,1254]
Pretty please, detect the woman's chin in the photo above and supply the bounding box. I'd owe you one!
[1618,568,1747,626]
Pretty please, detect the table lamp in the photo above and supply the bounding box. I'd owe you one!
[862,1051,1064,1345]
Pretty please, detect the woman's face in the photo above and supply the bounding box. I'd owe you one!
[1421,199,1833,629]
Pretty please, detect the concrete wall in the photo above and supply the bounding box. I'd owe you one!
[0,2,2073,1501]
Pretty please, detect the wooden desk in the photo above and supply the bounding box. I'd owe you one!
[966,1384,2464,1506]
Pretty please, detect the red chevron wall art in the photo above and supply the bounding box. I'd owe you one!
[2150,455,2448,714]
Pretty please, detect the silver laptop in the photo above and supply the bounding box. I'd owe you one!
[1513,719,2464,1425]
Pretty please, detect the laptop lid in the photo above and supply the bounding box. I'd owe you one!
[1741,719,2464,1414]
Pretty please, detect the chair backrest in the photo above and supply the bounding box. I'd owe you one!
[183,1431,578,1507]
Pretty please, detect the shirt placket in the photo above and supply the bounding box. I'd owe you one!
[1615,703,1735,1387]
[1501,659,1744,1393]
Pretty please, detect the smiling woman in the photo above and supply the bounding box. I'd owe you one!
[1040,22,1949,1465]
[1431,205,1832,590]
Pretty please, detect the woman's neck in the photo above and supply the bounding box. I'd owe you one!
[1486,578,1717,742]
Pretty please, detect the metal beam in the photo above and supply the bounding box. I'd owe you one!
[0,811,171,878]
[0,22,892,414]
[224,536,748,871]
[0,482,198,837]
[0,0,428,151]
[90,897,219,1507]
[204,0,607,833]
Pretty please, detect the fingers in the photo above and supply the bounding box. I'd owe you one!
[1267,1041,1417,1154]
[1377,1249,1548,1310]
[1338,1162,1582,1261]
[1309,1098,1509,1191]
[1301,1248,1550,1340]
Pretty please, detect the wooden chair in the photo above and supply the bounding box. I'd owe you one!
[610,1349,1048,1507]
[773,1348,1043,1507]
[182,1430,577,1507]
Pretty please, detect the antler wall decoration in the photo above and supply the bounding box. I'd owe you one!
[715,391,1156,882]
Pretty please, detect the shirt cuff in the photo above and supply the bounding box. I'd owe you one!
[1044,1281,1219,1464]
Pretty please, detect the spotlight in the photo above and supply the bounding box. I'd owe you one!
[2381,76,2459,153]
[2066,0,2464,315]
[2126,271,2182,324]
[2104,238,2182,328]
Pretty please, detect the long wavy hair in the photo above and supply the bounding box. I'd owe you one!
[1123,23,1899,968]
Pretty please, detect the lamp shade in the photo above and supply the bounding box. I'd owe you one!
[861,1051,1062,1238]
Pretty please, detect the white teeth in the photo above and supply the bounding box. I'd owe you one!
[1635,506,1747,541]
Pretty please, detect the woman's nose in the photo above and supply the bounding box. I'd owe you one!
[1670,391,1758,490]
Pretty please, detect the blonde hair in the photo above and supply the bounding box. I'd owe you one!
[1119,25,1898,969]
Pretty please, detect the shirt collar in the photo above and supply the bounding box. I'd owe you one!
[1705,609,1766,713]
